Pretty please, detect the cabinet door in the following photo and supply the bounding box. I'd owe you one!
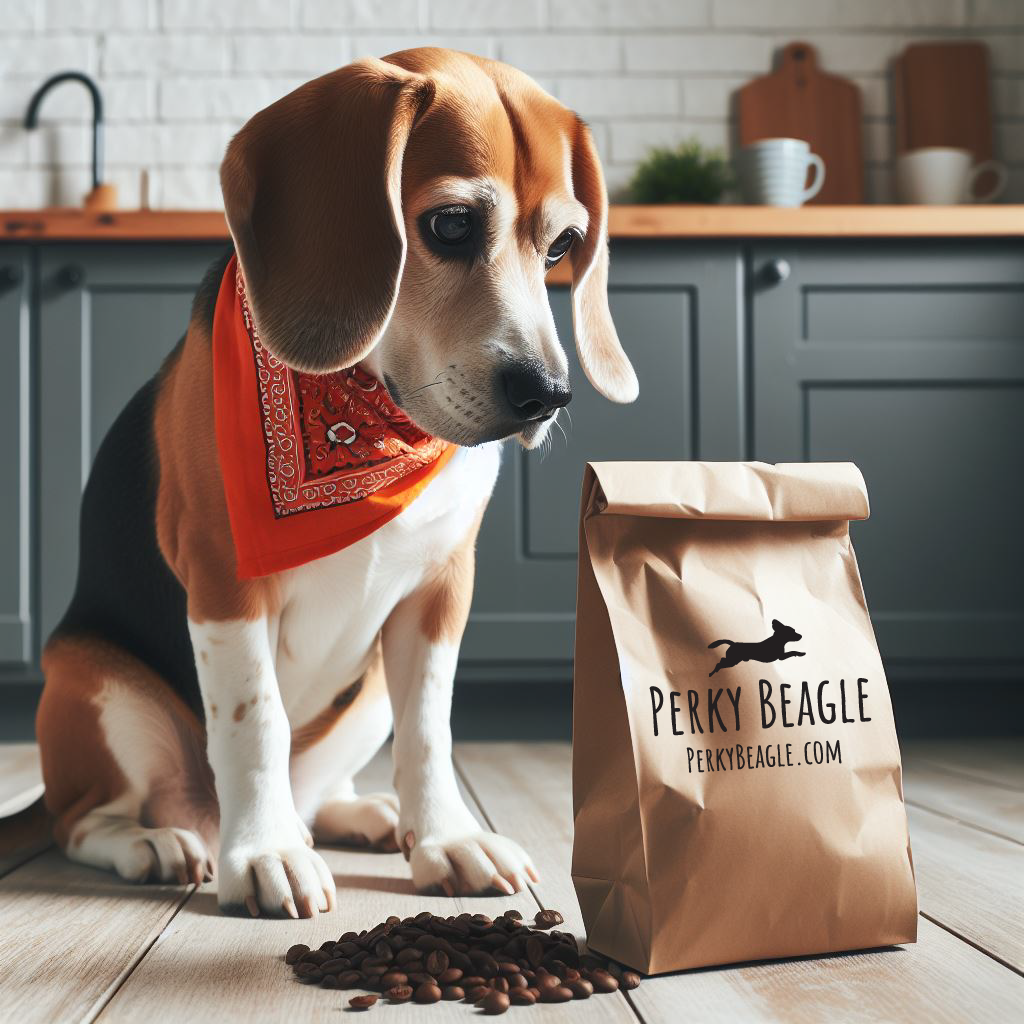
[37,245,226,645]
[0,247,32,669]
[751,242,1024,665]
[462,241,744,676]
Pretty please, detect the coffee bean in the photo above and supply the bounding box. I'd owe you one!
[587,969,621,993]
[620,970,642,990]
[414,982,441,1004]
[348,994,377,1010]
[466,985,491,1002]
[380,971,408,988]
[425,950,449,975]
[374,939,393,960]
[320,957,351,975]
[504,909,523,921]
[385,985,413,1003]
[548,942,580,967]
[508,973,528,990]
[510,988,537,1005]
[468,950,499,976]
[303,949,331,966]
[535,972,561,991]
[449,950,473,972]
[285,943,309,965]
[534,909,564,929]
[406,971,436,986]
[321,974,338,990]
[336,941,360,957]
[492,977,509,994]
[567,978,594,999]
[293,963,322,983]
[481,990,510,1015]
[337,970,362,989]
[541,985,574,1003]
[395,947,422,965]
[441,985,465,1001]
[437,967,462,984]
[461,975,486,988]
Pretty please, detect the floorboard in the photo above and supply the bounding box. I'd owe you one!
[629,919,1022,1024]
[0,850,193,1024]
[908,804,1024,972]
[903,762,1024,844]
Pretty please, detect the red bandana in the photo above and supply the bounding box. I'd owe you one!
[213,255,455,578]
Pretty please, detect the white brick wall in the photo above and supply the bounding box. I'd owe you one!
[1,0,1022,208]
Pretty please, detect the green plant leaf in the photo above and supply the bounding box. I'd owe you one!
[628,138,734,204]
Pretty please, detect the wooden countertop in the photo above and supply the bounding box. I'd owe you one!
[4,205,1024,243]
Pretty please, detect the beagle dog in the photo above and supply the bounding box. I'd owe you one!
[35,48,637,918]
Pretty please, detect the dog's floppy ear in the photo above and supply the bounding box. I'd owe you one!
[568,118,638,404]
[220,59,434,372]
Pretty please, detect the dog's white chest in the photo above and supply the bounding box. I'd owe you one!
[273,443,501,722]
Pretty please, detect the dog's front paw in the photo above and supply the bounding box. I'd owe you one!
[406,829,539,896]
[218,839,336,919]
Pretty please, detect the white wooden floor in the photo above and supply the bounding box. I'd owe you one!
[0,740,1021,1023]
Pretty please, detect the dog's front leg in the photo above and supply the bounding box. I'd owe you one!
[382,573,538,897]
[189,616,336,917]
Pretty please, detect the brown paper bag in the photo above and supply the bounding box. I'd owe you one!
[572,461,917,974]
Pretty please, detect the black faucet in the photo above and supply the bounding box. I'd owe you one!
[24,71,105,191]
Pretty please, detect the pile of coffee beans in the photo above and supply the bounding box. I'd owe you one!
[285,908,642,1014]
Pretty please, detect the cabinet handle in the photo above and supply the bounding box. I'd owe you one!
[59,264,84,287]
[760,258,791,286]
[0,265,22,287]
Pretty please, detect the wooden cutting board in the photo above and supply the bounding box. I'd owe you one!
[737,41,863,204]
[893,41,992,160]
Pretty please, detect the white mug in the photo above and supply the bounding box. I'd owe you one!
[895,147,1007,204]
[739,137,826,207]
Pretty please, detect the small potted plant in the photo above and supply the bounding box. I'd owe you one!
[628,138,733,204]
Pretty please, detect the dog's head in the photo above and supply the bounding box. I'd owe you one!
[770,620,802,643]
[220,48,637,449]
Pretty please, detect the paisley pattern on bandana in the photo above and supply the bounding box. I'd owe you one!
[235,265,449,519]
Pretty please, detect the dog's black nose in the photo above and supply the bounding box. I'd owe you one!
[501,366,572,421]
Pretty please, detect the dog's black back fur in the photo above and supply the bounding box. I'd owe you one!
[51,248,234,721]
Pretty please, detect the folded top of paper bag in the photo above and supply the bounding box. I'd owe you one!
[585,461,869,522]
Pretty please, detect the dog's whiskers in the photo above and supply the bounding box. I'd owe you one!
[553,410,568,447]
[405,374,450,401]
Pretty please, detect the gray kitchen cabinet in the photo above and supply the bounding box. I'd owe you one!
[750,242,1024,668]
[0,247,32,670]
[462,241,744,670]
[37,244,225,646]
[1,233,1020,694]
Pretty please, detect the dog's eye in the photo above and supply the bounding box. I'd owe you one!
[545,229,579,267]
[429,207,474,246]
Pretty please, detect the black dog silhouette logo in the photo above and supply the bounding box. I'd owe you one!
[708,620,806,677]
